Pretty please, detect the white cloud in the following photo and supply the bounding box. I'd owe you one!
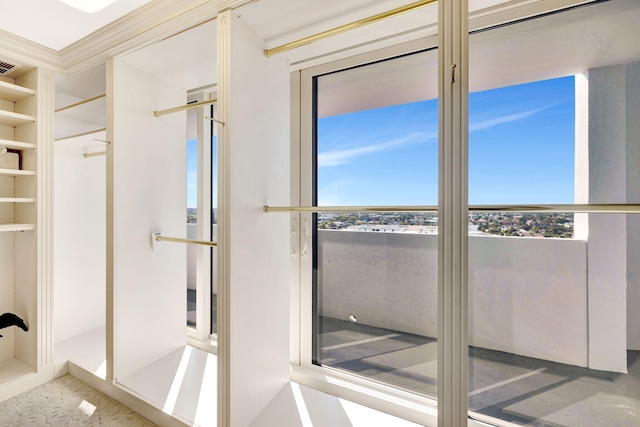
[470,106,548,131]
[318,131,435,167]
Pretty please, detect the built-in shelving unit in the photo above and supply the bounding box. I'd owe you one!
[0,110,36,127]
[0,168,36,176]
[0,138,36,150]
[0,63,54,399]
[0,79,36,100]
[0,197,36,203]
[0,223,36,232]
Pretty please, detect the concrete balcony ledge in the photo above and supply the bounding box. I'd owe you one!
[317,230,589,368]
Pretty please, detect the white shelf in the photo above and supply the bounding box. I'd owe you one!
[0,110,36,127]
[0,81,35,103]
[0,168,36,176]
[0,358,35,385]
[0,198,36,203]
[0,223,35,232]
[0,138,36,150]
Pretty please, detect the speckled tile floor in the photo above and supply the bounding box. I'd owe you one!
[0,374,158,426]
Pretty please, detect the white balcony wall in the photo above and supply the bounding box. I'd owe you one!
[53,140,106,342]
[318,231,438,338]
[469,236,587,367]
[318,231,588,367]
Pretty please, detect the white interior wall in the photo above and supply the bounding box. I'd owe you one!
[110,59,187,381]
[53,138,106,343]
[217,11,290,427]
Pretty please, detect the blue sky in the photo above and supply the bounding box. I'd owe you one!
[317,76,575,206]
[187,139,197,208]
[187,136,218,209]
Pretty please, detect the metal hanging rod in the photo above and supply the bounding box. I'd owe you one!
[83,151,106,158]
[264,0,438,57]
[55,128,107,142]
[55,94,106,113]
[264,204,640,214]
[265,205,438,213]
[205,116,225,125]
[153,233,217,247]
[154,98,217,117]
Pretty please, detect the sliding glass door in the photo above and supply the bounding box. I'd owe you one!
[467,1,640,426]
[311,48,440,398]
[296,0,640,426]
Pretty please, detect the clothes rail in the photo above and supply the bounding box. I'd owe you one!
[55,94,106,113]
[263,0,438,57]
[154,99,217,117]
[55,128,107,142]
[83,151,106,158]
[152,233,217,247]
[263,204,640,214]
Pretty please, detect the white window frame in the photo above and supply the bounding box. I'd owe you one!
[186,88,218,354]
[291,37,443,426]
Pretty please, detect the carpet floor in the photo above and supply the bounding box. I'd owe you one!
[0,374,158,426]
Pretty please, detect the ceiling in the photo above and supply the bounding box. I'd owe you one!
[0,0,151,51]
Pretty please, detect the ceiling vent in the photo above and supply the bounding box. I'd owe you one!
[0,60,22,76]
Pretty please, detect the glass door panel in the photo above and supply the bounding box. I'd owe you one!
[468,1,640,425]
[313,48,439,398]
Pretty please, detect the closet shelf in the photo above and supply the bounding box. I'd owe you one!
[0,168,36,176]
[0,358,35,384]
[0,198,36,203]
[0,110,36,127]
[0,81,36,102]
[0,138,36,150]
[0,223,36,232]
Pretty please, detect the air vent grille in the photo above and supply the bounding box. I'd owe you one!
[0,60,21,76]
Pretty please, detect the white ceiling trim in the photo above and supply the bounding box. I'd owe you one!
[0,30,64,72]
[1,0,254,76]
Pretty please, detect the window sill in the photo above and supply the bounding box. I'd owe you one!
[289,364,438,426]
[186,334,217,355]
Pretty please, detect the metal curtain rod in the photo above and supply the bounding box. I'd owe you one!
[154,234,217,247]
[154,98,218,117]
[264,0,438,57]
[264,204,640,214]
[55,94,106,113]
[83,151,106,158]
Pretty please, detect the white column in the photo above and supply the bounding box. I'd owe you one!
[586,64,628,372]
[625,62,640,350]
[217,11,291,427]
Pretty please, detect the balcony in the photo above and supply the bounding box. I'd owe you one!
[316,229,640,426]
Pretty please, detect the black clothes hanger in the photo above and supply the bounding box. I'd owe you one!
[0,313,28,337]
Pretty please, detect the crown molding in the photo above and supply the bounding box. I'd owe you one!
[59,0,250,76]
[0,30,64,71]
